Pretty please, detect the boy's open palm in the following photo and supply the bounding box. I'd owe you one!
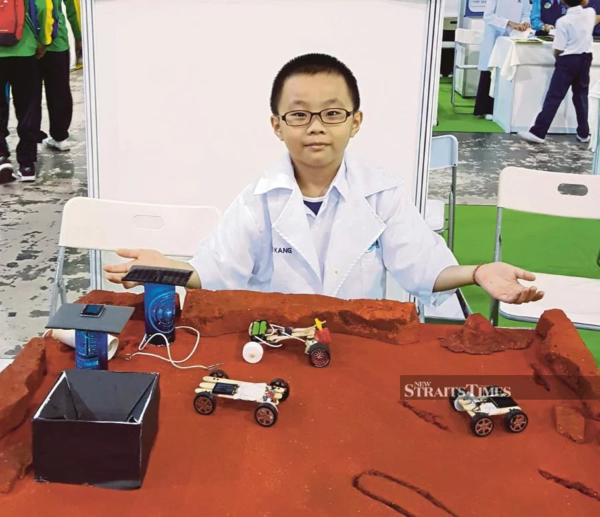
[103,249,176,288]
[476,262,545,305]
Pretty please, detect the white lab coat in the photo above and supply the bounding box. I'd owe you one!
[478,0,531,71]
[189,152,458,305]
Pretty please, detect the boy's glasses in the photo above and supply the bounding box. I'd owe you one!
[279,108,355,127]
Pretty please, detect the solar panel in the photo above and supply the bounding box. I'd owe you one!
[122,266,193,286]
[213,383,237,396]
[490,396,518,409]
[485,386,518,409]
[46,304,135,333]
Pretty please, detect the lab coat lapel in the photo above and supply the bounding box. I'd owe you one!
[270,185,322,283]
[256,155,322,283]
[323,171,386,297]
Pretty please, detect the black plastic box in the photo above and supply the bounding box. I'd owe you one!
[32,369,160,489]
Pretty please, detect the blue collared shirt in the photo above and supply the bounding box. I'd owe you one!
[302,160,347,280]
[531,0,566,31]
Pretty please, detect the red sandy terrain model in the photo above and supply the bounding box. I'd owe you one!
[2,290,598,516]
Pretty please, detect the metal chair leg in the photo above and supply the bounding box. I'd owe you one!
[456,288,473,319]
[417,300,425,323]
[489,208,503,325]
[49,246,66,318]
[448,165,457,252]
[451,71,456,107]
[490,299,500,326]
[59,278,67,305]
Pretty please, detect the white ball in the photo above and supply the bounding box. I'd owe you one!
[243,342,264,364]
[454,397,466,412]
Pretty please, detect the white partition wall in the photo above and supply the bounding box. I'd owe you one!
[81,0,444,294]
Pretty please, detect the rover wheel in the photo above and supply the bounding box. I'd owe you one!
[308,343,330,368]
[193,393,216,415]
[210,369,228,379]
[470,413,494,437]
[269,378,290,402]
[504,409,528,433]
[255,403,278,427]
[243,341,264,364]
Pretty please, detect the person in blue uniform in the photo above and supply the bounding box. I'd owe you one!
[531,0,567,35]
[519,0,597,144]
[586,0,600,37]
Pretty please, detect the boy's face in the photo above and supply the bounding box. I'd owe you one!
[271,73,363,171]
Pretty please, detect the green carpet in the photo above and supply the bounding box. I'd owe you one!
[435,77,504,134]
[450,205,600,365]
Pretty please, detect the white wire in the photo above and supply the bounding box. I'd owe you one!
[129,326,223,371]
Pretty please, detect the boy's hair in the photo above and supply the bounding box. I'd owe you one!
[563,0,583,6]
[270,53,361,115]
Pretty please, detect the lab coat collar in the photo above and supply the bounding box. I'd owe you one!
[567,6,583,13]
[254,154,297,194]
[327,160,348,200]
[254,153,347,198]
[253,151,400,199]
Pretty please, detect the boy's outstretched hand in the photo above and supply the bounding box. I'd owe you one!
[475,262,544,304]
[104,248,195,289]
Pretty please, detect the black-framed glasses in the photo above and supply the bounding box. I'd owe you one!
[279,108,355,127]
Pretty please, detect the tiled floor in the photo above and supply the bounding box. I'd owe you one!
[0,72,595,358]
[427,132,593,204]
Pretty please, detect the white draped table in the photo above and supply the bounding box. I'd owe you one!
[488,37,600,134]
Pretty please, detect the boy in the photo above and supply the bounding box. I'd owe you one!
[519,0,597,144]
[39,0,82,152]
[0,0,53,184]
[106,54,543,307]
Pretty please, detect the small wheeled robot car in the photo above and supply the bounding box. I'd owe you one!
[449,385,528,437]
[242,319,331,368]
[193,369,290,427]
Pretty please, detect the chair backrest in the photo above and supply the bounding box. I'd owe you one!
[455,28,483,46]
[429,135,459,170]
[498,168,600,220]
[59,197,221,257]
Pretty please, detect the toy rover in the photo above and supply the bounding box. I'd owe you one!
[193,369,290,427]
[449,385,528,437]
[242,319,331,368]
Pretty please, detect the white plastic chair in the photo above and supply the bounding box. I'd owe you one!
[426,135,459,251]
[452,28,483,112]
[49,197,221,318]
[421,135,472,323]
[490,168,600,330]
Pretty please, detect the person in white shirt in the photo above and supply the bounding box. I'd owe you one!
[475,0,531,119]
[520,0,597,143]
[105,53,544,307]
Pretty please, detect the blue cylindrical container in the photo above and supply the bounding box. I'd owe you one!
[144,283,176,345]
[75,331,109,370]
